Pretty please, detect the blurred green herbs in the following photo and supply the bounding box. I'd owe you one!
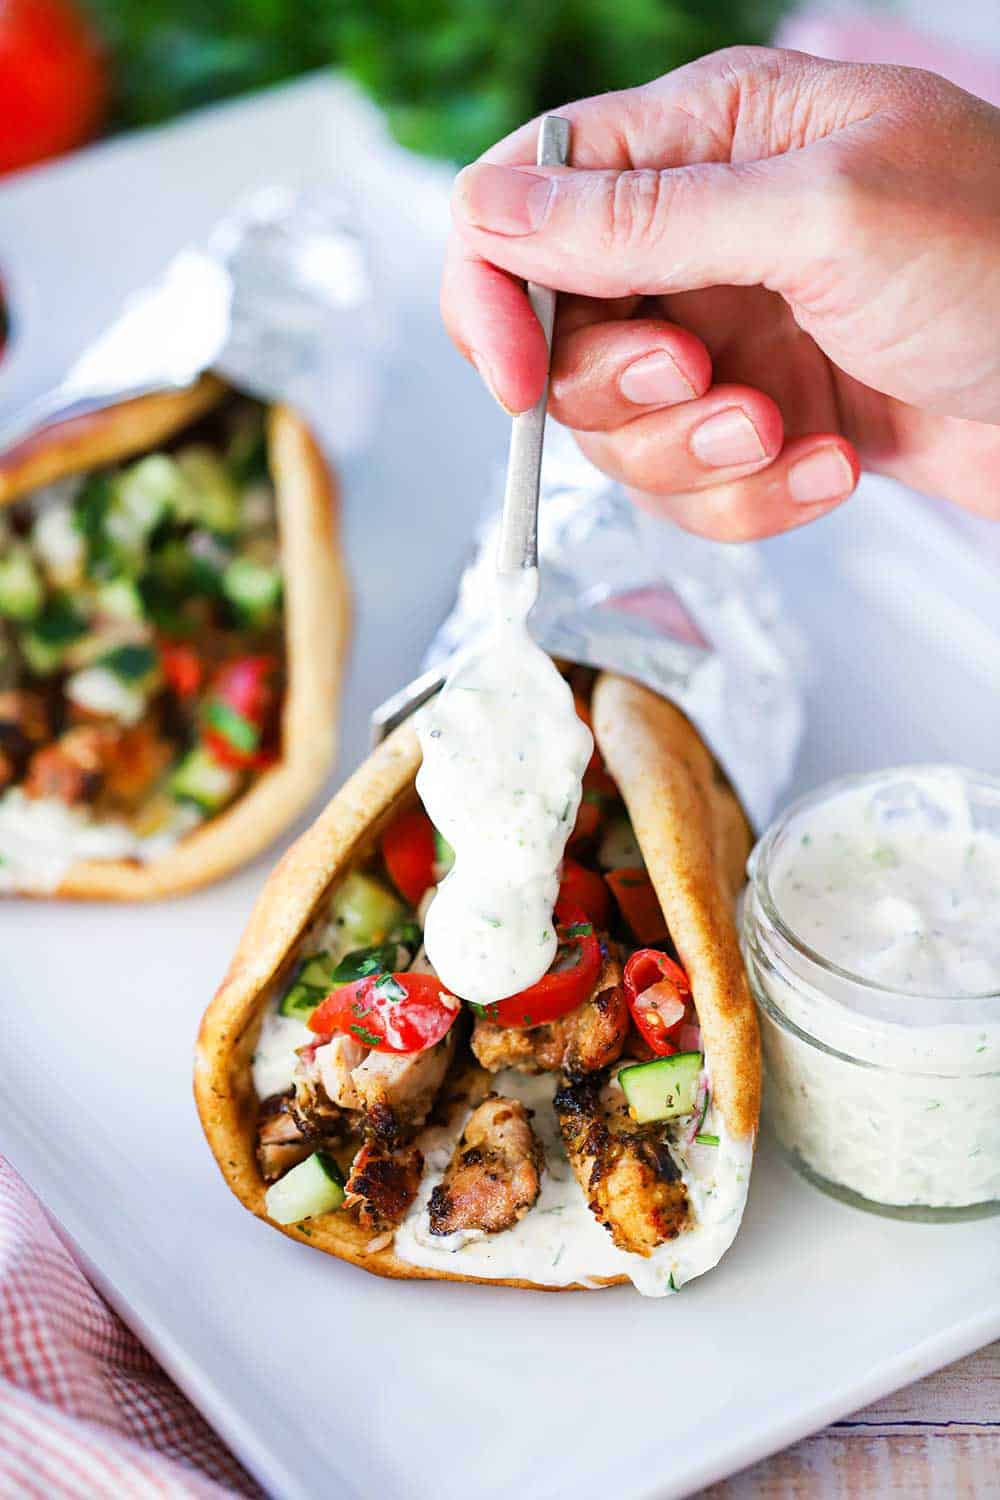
[85,0,790,162]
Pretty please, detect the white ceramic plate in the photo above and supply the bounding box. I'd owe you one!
[1,78,999,1500]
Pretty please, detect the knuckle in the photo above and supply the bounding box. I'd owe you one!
[599,169,673,253]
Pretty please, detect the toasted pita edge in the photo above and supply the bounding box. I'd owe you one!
[195,672,758,1288]
[1,380,349,900]
[592,673,760,1142]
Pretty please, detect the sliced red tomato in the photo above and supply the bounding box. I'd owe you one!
[202,654,278,769]
[0,0,106,175]
[477,901,602,1030]
[160,642,202,699]
[624,948,692,1056]
[309,971,459,1053]
[559,858,610,929]
[570,792,603,846]
[382,806,437,906]
[606,867,669,944]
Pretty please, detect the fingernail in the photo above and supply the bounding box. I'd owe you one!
[788,446,855,505]
[471,354,517,414]
[619,351,695,406]
[455,163,554,236]
[690,408,765,468]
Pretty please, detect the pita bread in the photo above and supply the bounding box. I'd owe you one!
[195,673,759,1289]
[0,376,349,899]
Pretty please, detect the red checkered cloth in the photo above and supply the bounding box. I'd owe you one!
[0,1157,262,1500]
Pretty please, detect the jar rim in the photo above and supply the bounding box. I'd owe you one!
[749,762,1000,1006]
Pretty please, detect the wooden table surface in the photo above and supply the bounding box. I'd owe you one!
[703,1340,1000,1496]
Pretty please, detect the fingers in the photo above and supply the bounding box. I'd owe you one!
[549,316,712,431]
[440,238,548,413]
[576,430,860,542]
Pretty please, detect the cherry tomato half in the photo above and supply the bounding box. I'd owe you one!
[202,654,279,769]
[606,867,669,944]
[0,0,106,175]
[160,642,202,700]
[309,970,459,1053]
[476,901,603,1030]
[559,857,610,929]
[624,948,692,1056]
[382,806,438,906]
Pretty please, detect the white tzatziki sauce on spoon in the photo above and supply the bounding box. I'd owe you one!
[415,568,592,1005]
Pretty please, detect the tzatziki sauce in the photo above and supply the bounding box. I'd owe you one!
[744,766,1000,1216]
[415,568,592,1004]
[393,1069,752,1296]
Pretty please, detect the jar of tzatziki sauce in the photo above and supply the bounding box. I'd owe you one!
[742,766,1000,1220]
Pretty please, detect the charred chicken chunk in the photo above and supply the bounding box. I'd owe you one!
[22,724,111,804]
[471,953,628,1079]
[345,1141,424,1232]
[256,1094,316,1183]
[554,1070,689,1255]
[0,690,50,776]
[429,1094,543,1238]
[352,1029,457,1148]
[289,1044,351,1140]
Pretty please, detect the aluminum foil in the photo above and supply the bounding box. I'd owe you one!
[425,425,804,830]
[0,185,387,460]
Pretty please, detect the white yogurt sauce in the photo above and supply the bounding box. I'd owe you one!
[416,569,592,1004]
[744,767,1000,1212]
[0,789,198,894]
[393,1070,752,1296]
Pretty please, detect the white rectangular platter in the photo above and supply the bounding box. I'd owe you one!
[1,77,998,1500]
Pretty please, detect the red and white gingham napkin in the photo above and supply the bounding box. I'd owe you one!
[0,1157,262,1500]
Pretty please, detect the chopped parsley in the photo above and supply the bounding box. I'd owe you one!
[350,1024,383,1047]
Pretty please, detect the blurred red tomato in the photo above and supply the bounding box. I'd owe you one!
[0,0,106,174]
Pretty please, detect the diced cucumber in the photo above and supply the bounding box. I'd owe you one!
[619,1053,703,1124]
[598,814,643,871]
[115,454,185,535]
[174,447,240,534]
[20,593,89,674]
[96,578,145,622]
[434,829,455,875]
[169,746,240,813]
[279,952,338,1020]
[222,557,282,624]
[328,871,406,948]
[65,665,146,726]
[264,1151,345,1225]
[0,545,44,622]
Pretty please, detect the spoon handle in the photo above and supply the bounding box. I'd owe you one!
[495,113,571,575]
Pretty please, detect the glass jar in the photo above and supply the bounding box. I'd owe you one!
[742,766,1000,1221]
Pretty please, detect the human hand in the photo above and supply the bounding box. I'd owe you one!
[442,47,1000,540]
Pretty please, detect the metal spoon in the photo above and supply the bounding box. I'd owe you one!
[371,113,571,742]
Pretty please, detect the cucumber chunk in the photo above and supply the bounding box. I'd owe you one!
[174,448,241,534]
[0,546,44,622]
[328,871,406,948]
[265,1152,345,1225]
[169,747,240,813]
[96,578,145,622]
[598,814,643,871]
[279,952,338,1020]
[115,454,185,535]
[619,1052,703,1124]
[222,557,282,624]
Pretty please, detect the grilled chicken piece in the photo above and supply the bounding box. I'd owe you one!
[554,1070,689,1255]
[100,720,173,810]
[23,725,111,804]
[315,1034,366,1110]
[344,1141,424,1232]
[429,1094,543,1238]
[471,952,628,1079]
[0,690,50,777]
[352,1029,457,1147]
[256,1095,316,1183]
[289,1043,351,1140]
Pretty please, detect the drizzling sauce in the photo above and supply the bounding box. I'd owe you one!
[416,569,592,1005]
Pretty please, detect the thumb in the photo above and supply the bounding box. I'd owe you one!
[452,153,822,299]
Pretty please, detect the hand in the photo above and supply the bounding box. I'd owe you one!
[441,47,1000,540]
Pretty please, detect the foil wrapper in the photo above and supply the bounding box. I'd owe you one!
[425,426,804,830]
[0,185,386,460]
